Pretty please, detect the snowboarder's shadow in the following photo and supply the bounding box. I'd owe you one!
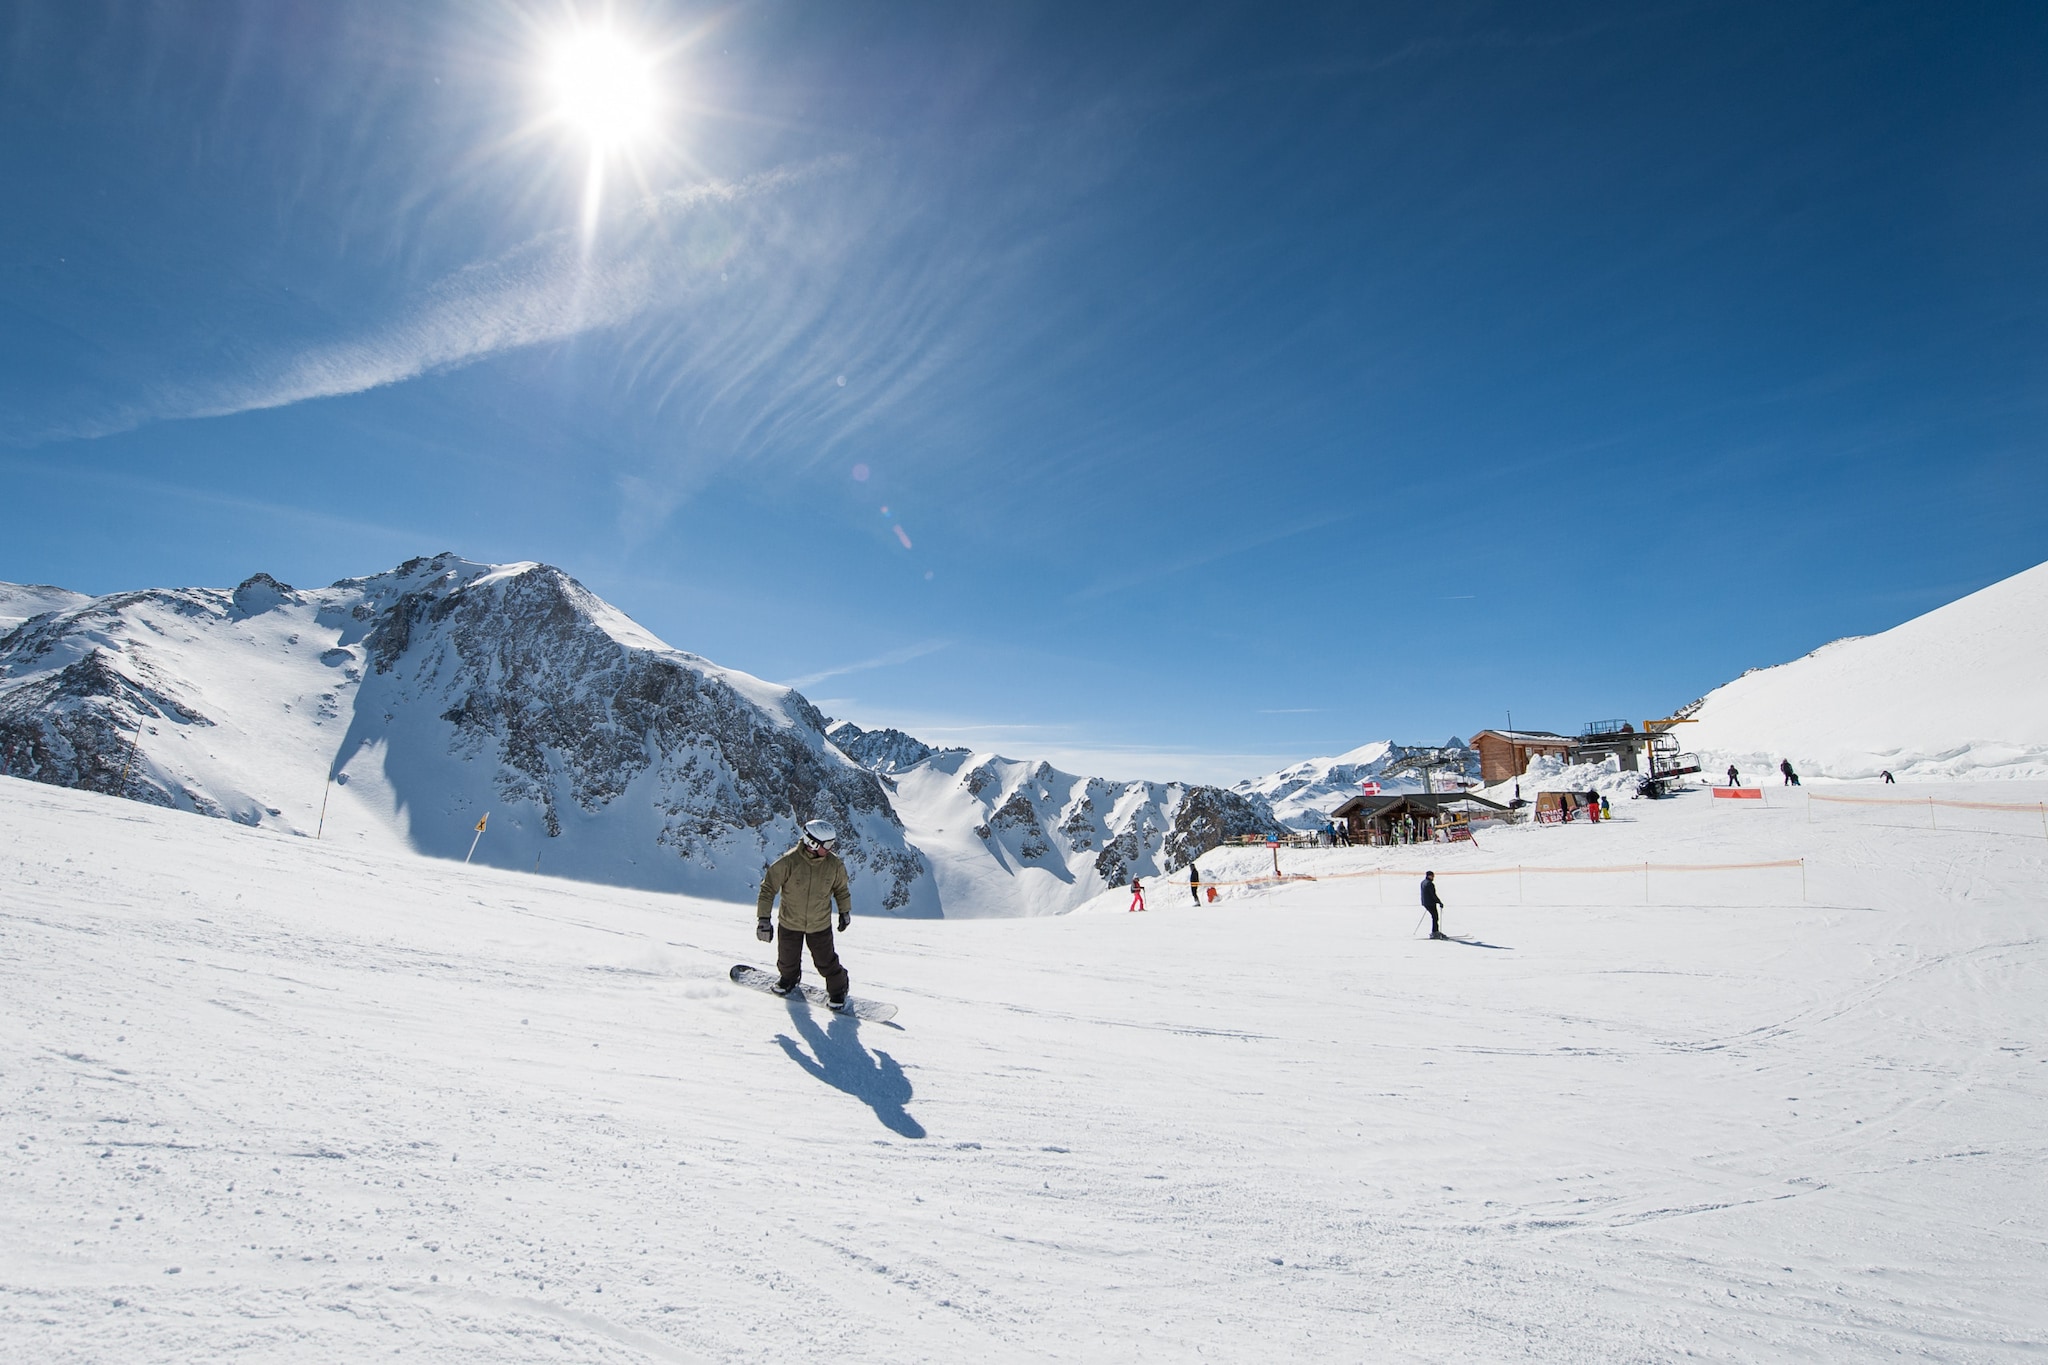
[776,1003,926,1139]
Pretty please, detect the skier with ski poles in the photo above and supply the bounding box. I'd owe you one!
[755,820,854,1011]
[1128,878,1147,912]
[1420,870,1447,940]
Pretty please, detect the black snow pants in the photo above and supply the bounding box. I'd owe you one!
[777,926,849,1000]
[1421,895,1442,937]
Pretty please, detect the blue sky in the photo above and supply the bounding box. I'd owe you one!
[4,1,2045,782]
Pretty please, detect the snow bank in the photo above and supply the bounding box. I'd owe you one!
[1685,558,2048,782]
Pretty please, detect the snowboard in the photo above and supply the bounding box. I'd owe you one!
[728,964,899,1024]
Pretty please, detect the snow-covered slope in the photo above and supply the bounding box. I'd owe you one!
[0,555,931,913]
[1686,558,2048,781]
[1233,737,1479,828]
[0,581,91,630]
[5,771,2045,1361]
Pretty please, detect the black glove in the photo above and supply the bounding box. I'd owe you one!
[755,918,774,942]
[837,911,851,932]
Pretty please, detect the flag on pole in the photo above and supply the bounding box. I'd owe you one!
[1360,780,1381,795]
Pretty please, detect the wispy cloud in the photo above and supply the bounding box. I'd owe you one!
[781,638,949,690]
[49,164,835,443]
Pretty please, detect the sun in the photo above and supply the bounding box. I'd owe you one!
[546,26,660,152]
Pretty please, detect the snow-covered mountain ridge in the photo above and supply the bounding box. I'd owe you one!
[825,719,966,774]
[0,555,930,913]
[1233,736,1480,828]
[851,745,1283,918]
[0,555,1282,917]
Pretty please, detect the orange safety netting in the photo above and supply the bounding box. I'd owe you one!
[1808,792,2048,813]
[1182,858,1802,888]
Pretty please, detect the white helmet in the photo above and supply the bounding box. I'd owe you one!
[802,819,838,851]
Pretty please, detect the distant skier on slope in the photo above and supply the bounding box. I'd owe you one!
[1128,878,1147,913]
[1726,764,1741,787]
[1881,769,1896,784]
[1780,759,1800,787]
[755,820,854,1011]
[1420,871,1447,940]
[1189,863,1202,906]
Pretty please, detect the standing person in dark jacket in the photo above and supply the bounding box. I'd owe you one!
[1726,764,1741,787]
[1420,871,1447,939]
[1189,863,1203,906]
[1780,759,1800,786]
[756,820,853,1009]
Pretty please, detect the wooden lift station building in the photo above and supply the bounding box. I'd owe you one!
[1467,729,1574,785]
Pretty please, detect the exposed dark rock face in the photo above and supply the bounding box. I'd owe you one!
[826,720,966,774]
[1163,787,1282,871]
[334,558,924,910]
[988,790,1052,862]
[0,650,183,806]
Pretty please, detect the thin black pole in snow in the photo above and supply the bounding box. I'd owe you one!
[116,712,144,792]
[316,775,333,840]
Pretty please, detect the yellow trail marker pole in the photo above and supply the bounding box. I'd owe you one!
[465,812,490,864]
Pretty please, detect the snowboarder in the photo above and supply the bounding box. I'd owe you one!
[1726,764,1741,787]
[1189,863,1202,906]
[1128,878,1147,913]
[1420,871,1447,939]
[755,820,853,1010]
[1780,759,1800,787]
[1881,769,1896,784]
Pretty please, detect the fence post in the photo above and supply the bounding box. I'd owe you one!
[1517,865,1524,905]
[1643,861,1649,905]
[1800,857,1807,902]
[2040,803,2046,844]
[1929,797,1937,830]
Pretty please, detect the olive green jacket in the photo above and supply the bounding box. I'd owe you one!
[756,846,852,932]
